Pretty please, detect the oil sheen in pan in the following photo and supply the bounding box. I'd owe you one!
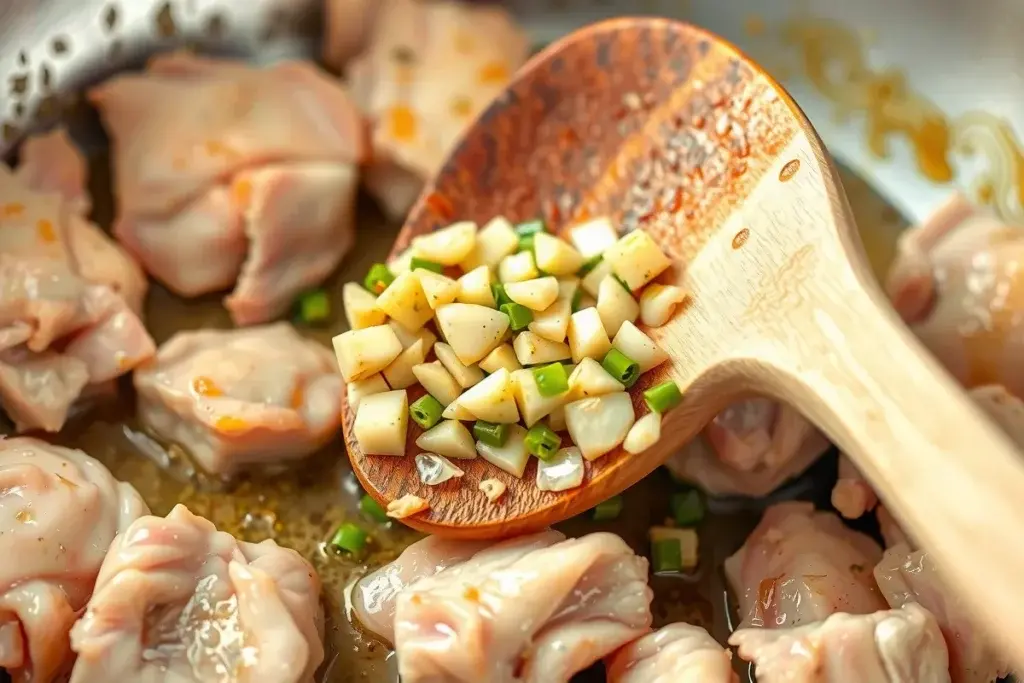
[7,149,905,681]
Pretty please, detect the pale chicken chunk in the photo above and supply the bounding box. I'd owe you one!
[875,545,1010,682]
[887,192,1024,396]
[355,530,652,682]
[344,0,529,218]
[69,504,324,683]
[0,437,148,683]
[729,603,950,683]
[133,323,343,476]
[90,52,367,325]
[0,130,153,433]
[606,624,737,683]
[725,502,887,629]
[665,399,830,497]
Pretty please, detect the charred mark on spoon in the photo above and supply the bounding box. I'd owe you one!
[732,228,750,249]
[779,159,800,182]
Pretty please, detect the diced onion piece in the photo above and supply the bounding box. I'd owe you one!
[387,494,429,519]
[604,230,672,290]
[376,271,433,330]
[612,321,669,372]
[479,478,507,502]
[547,405,567,431]
[461,216,518,270]
[568,217,618,259]
[511,368,569,427]
[389,247,414,275]
[649,527,699,570]
[498,251,539,283]
[504,276,559,311]
[434,342,484,388]
[581,258,613,298]
[333,325,403,382]
[596,275,640,337]
[457,368,520,423]
[416,419,477,459]
[353,390,409,455]
[475,424,529,477]
[441,400,476,421]
[382,338,428,389]
[478,343,522,374]
[564,391,635,461]
[512,331,571,366]
[533,232,584,275]
[536,446,585,492]
[456,266,496,307]
[568,357,624,399]
[567,307,612,363]
[528,279,576,343]
[415,269,460,309]
[412,220,477,265]
[346,373,389,411]
[415,453,465,485]
[435,304,510,365]
[623,412,662,454]
[343,283,387,330]
[411,361,461,406]
[639,284,688,327]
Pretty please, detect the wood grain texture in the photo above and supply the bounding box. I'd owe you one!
[343,18,1024,669]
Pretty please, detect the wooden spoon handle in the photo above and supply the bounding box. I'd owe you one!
[768,264,1024,668]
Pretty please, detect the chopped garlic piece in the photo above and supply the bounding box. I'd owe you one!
[456,265,496,307]
[376,271,433,330]
[333,325,403,382]
[568,357,624,399]
[415,269,460,309]
[434,341,485,388]
[412,361,461,406]
[387,494,430,519]
[412,220,477,265]
[504,276,559,311]
[435,303,510,365]
[479,478,507,502]
[564,392,635,461]
[457,368,520,423]
[536,447,585,492]
[623,412,661,454]
[512,331,571,365]
[568,217,618,258]
[639,284,688,327]
[604,230,672,290]
[461,216,518,270]
[510,368,569,427]
[415,453,465,485]
[353,390,408,456]
[498,251,538,283]
[416,419,477,459]
[343,283,387,330]
[389,247,414,275]
[581,258,613,298]
[612,321,669,372]
[567,307,612,363]
[533,232,584,275]
[475,424,529,477]
[479,343,522,374]
[346,373,389,412]
[441,400,476,421]
[382,338,427,389]
[596,275,640,337]
[547,405,567,432]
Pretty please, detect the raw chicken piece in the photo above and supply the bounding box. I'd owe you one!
[725,502,887,629]
[605,623,737,683]
[0,437,148,683]
[887,192,1024,396]
[0,130,153,433]
[344,0,529,218]
[69,504,324,683]
[729,603,950,683]
[89,52,367,325]
[133,323,343,476]
[665,399,830,497]
[356,530,652,682]
[875,545,1010,682]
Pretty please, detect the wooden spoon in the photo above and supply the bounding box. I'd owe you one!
[344,17,1024,663]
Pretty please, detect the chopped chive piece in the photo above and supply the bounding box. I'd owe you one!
[491,283,512,308]
[359,494,390,523]
[532,362,569,397]
[473,420,509,447]
[410,394,444,430]
[514,218,546,236]
[592,495,623,521]
[298,289,330,324]
[578,254,603,277]
[602,348,640,388]
[410,257,444,273]
[671,490,705,526]
[571,288,584,313]
[644,380,682,413]
[517,233,535,252]
[613,274,632,292]
[500,302,533,331]
[363,263,395,294]
[652,538,683,572]
[330,522,368,555]
[525,423,561,460]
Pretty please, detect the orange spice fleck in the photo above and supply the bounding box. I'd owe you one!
[204,139,234,158]
[410,594,422,605]
[232,178,253,207]
[192,376,223,397]
[386,105,418,142]
[450,96,473,119]
[2,202,25,217]
[453,30,475,54]
[115,352,132,370]
[215,416,248,432]
[478,61,510,85]
[463,586,480,602]
[36,219,57,243]
[290,383,305,409]
[14,509,33,523]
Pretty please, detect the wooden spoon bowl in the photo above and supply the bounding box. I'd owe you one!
[343,17,1024,666]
